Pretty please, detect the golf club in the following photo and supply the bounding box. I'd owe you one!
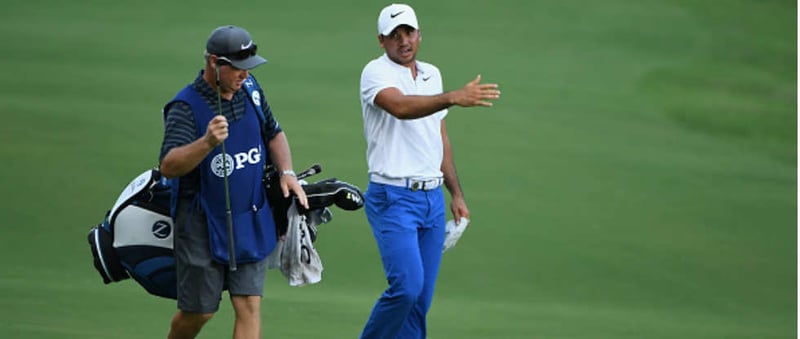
[297,164,322,180]
[215,61,237,272]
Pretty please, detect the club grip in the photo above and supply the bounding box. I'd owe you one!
[297,164,322,180]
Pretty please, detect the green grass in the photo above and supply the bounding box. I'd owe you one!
[0,0,795,338]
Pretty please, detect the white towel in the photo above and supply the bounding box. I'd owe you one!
[443,217,470,253]
[266,202,323,286]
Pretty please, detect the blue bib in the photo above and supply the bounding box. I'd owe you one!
[170,85,277,264]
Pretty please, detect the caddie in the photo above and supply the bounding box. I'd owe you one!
[158,25,308,339]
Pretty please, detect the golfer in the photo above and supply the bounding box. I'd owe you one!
[159,25,307,339]
[359,4,500,338]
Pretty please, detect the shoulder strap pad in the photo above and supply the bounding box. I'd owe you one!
[243,75,266,126]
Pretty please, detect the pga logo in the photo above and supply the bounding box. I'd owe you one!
[211,147,262,178]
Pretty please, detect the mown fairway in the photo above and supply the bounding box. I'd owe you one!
[0,0,795,338]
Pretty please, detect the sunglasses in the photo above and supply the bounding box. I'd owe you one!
[215,56,237,69]
[219,45,258,61]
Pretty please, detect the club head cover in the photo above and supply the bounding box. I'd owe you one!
[332,181,364,211]
[300,179,364,212]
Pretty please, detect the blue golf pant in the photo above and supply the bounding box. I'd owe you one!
[360,182,446,339]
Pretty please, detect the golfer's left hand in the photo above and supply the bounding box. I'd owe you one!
[281,175,308,209]
[450,197,469,225]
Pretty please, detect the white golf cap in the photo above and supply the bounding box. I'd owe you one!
[377,3,419,36]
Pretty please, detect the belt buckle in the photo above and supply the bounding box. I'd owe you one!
[410,181,421,191]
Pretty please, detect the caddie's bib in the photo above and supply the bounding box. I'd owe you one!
[170,85,276,264]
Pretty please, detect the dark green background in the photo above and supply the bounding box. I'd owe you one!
[0,0,795,338]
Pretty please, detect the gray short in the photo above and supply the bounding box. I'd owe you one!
[173,198,267,314]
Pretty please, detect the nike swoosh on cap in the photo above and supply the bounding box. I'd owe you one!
[241,40,253,50]
[390,11,404,18]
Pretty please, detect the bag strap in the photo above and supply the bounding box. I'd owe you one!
[242,75,268,142]
[109,169,161,227]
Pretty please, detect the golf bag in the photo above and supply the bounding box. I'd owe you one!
[87,169,176,299]
[87,165,364,299]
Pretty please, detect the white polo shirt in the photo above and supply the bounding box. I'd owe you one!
[360,54,447,179]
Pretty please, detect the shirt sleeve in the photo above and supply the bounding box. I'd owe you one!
[360,60,396,107]
[260,94,282,141]
[159,101,196,161]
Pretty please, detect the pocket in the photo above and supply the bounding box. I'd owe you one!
[366,182,389,210]
[207,198,277,264]
[241,198,277,260]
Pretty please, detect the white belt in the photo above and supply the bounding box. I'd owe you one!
[370,174,443,191]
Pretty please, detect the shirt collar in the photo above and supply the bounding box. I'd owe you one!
[193,70,246,103]
[380,54,426,79]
